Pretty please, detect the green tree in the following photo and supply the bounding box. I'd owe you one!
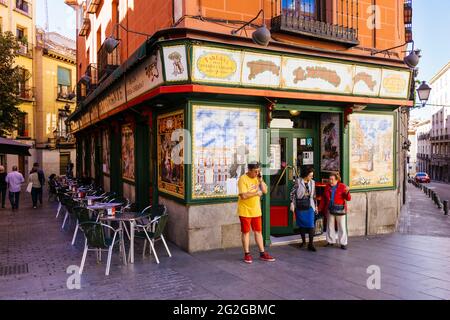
[0,31,29,137]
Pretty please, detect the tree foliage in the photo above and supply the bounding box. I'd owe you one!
[0,31,29,137]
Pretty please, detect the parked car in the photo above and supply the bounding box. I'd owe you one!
[415,172,431,183]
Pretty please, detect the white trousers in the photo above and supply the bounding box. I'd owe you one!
[326,214,348,246]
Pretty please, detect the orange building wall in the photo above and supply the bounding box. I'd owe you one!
[76,0,407,81]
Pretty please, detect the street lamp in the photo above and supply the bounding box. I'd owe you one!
[231,10,271,47]
[417,81,432,107]
[104,23,152,54]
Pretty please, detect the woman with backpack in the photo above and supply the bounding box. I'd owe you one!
[324,172,352,250]
[290,168,318,252]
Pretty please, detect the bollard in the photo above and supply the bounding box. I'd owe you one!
[436,195,443,209]
[444,201,449,215]
[424,186,428,194]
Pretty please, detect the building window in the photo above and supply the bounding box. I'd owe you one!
[57,67,73,100]
[17,112,28,137]
[282,0,318,18]
[57,109,70,140]
[15,0,29,14]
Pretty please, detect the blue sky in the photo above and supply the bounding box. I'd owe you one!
[36,0,76,39]
[36,0,450,120]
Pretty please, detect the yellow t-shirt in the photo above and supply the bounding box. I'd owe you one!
[237,174,262,218]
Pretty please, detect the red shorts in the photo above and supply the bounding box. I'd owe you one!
[239,216,263,234]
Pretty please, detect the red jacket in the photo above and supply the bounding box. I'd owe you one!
[324,183,351,214]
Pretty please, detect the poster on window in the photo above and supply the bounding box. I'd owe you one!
[320,114,341,172]
[192,105,260,199]
[102,130,110,174]
[81,139,86,175]
[157,110,185,199]
[349,113,395,189]
[121,125,135,182]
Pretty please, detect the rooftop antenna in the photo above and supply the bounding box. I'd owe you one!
[44,0,49,32]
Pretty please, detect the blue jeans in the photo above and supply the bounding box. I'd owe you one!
[9,192,20,210]
[31,188,41,207]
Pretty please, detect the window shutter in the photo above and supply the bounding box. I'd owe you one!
[57,67,71,86]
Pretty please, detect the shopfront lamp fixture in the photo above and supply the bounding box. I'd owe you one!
[289,110,301,116]
[231,10,271,47]
[416,81,432,107]
[371,40,421,69]
[104,23,153,54]
[80,74,91,84]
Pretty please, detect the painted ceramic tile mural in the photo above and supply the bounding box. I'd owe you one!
[102,130,110,174]
[163,46,188,82]
[320,113,341,172]
[349,113,395,189]
[192,105,260,199]
[121,125,135,182]
[157,110,185,199]
[241,52,282,88]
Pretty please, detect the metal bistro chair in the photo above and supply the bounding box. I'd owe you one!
[55,191,68,219]
[71,206,97,246]
[62,198,82,230]
[78,221,127,276]
[134,214,171,264]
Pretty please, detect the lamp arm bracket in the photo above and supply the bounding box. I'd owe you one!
[231,9,264,35]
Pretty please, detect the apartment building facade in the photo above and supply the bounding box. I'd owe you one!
[416,119,431,175]
[0,0,35,173]
[67,0,414,252]
[429,62,450,182]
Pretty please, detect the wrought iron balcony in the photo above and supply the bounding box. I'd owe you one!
[271,0,359,46]
[16,42,32,57]
[77,63,98,101]
[57,85,76,101]
[97,41,120,82]
[17,86,34,101]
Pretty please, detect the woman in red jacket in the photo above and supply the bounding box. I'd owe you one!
[324,173,351,250]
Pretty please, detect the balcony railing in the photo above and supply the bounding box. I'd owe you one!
[97,42,120,82]
[0,0,8,6]
[57,85,76,101]
[17,42,32,57]
[17,86,34,101]
[271,0,359,46]
[77,63,98,101]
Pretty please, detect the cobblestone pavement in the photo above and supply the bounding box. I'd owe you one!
[1,186,450,300]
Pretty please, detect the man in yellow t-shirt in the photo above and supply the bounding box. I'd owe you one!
[238,162,276,264]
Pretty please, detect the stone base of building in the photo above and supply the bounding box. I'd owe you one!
[161,189,400,253]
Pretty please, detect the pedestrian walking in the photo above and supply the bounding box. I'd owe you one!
[324,172,352,250]
[28,168,42,209]
[66,162,74,179]
[0,166,7,209]
[32,163,45,205]
[5,166,24,211]
[290,168,318,252]
[238,162,275,264]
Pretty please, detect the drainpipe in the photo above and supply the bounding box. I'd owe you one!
[365,192,369,236]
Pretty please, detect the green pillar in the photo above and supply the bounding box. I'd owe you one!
[135,116,151,211]
[110,126,122,196]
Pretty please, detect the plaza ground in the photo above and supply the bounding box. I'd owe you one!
[0,184,450,300]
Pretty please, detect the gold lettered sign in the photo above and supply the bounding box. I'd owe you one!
[197,53,237,79]
[192,46,242,84]
[379,69,411,99]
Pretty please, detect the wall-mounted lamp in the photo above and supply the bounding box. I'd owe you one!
[416,81,432,107]
[104,23,153,54]
[371,40,421,69]
[231,10,271,47]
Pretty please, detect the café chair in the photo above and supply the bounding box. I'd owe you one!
[134,214,171,264]
[71,206,96,246]
[78,221,127,276]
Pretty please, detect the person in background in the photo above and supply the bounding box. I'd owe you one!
[48,174,59,202]
[290,168,318,252]
[0,166,7,209]
[32,163,45,206]
[5,166,24,211]
[237,162,275,264]
[324,172,352,250]
[66,162,74,179]
[28,167,42,209]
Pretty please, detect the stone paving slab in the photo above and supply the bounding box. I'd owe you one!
[0,187,450,300]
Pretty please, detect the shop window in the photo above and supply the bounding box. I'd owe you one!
[191,105,260,199]
[102,129,110,175]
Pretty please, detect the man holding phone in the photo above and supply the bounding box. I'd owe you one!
[237,162,275,264]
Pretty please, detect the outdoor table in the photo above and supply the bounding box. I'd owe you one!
[99,212,146,264]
